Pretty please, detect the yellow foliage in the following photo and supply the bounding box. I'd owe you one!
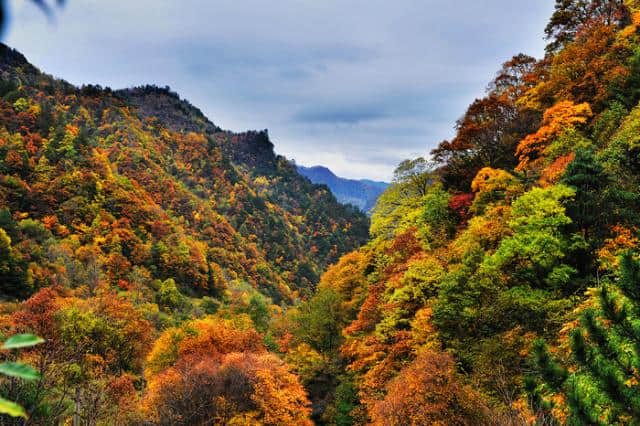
[284,343,325,382]
[470,167,523,214]
[410,306,439,350]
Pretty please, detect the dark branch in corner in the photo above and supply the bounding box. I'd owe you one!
[0,0,66,38]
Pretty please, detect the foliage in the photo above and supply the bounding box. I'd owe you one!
[515,101,592,175]
[544,0,631,53]
[431,53,543,191]
[370,158,435,240]
[4,0,640,423]
[0,334,43,419]
[142,317,311,425]
[370,350,489,425]
[531,253,640,425]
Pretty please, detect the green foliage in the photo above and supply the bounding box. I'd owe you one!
[370,158,435,240]
[532,254,640,424]
[0,334,44,419]
[156,278,187,311]
[562,149,610,237]
[418,183,453,243]
[292,288,345,355]
[376,256,444,337]
[0,227,29,298]
[593,102,628,145]
[0,363,40,381]
[327,378,362,426]
[478,184,581,294]
[2,334,44,350]
[237,293,270,332]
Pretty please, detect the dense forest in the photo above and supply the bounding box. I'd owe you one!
[3,0,640,424]
[0,39,369,424]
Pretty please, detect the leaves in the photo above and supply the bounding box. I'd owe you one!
[0,397,27,418]
[0,362,40,380]
[2,334,44,350]
[515,101,592,173]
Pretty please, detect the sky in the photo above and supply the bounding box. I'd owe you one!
[4,0,554,181]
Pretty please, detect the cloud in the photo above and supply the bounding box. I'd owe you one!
[4,0,554,180]
[293,105,387,124]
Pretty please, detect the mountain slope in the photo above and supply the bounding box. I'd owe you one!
[0,42,372,424]
[273,3,640,424]
[0,43,369,303]
[297,165,388,212]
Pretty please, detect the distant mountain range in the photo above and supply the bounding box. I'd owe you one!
[297,165,389,213]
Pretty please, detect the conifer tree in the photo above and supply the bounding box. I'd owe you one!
[561,149,609,243]
[531,252,640,425]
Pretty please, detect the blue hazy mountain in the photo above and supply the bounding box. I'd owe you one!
[297,165,388,213]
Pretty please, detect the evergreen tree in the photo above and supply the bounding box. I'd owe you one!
[561,149,610,243]
[531,252,640,425]
[561,149,610,282]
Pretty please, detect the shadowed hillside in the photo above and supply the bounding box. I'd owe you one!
[297,165,388,213]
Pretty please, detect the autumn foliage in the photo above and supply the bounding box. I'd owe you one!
[4,1,640,424]
[143,318,310,425]
[515,101,592,174]
[370,351,489,426]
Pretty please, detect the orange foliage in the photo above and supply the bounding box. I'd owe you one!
[540,152,576,186]
[143,351,311,425]
[515,101,592,173]
[598,225,639,270]
[522,22,631,111]
[370,350,489,426]
[177,317,265,360]
[145,316,264,378]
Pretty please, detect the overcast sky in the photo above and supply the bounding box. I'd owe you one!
[4,0,554,181]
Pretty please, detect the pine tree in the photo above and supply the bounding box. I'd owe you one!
[561,149,611,283]
[531,252,640,425]
[561,149,610,243]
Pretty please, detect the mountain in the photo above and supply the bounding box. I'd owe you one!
[7,0,640,422]
[0,42,374,422]
[297,165,388,213]
[0,42,370,304]
[280,3,640,424]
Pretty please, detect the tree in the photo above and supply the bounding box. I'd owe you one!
[515,101,592,175]
[431,54,542,191]
[558,149,614,280]
[487,184,580,291]
[432,95,539,191]
[531,253,640,425]
[292,288,346,356]
[370,350,489,426]
[545,0,630,53]
[561,149,611,241]
[527,19,633,112]
[370,159,436,240]
[391,158,433,198]
[470,167,523,215]
[489,54,540,102]
[0,227,28,299]
[143,352,312,425]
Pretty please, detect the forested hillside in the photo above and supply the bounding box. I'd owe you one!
[0,42,369,424]
[269,1,640,424]
[4,0,640,424]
